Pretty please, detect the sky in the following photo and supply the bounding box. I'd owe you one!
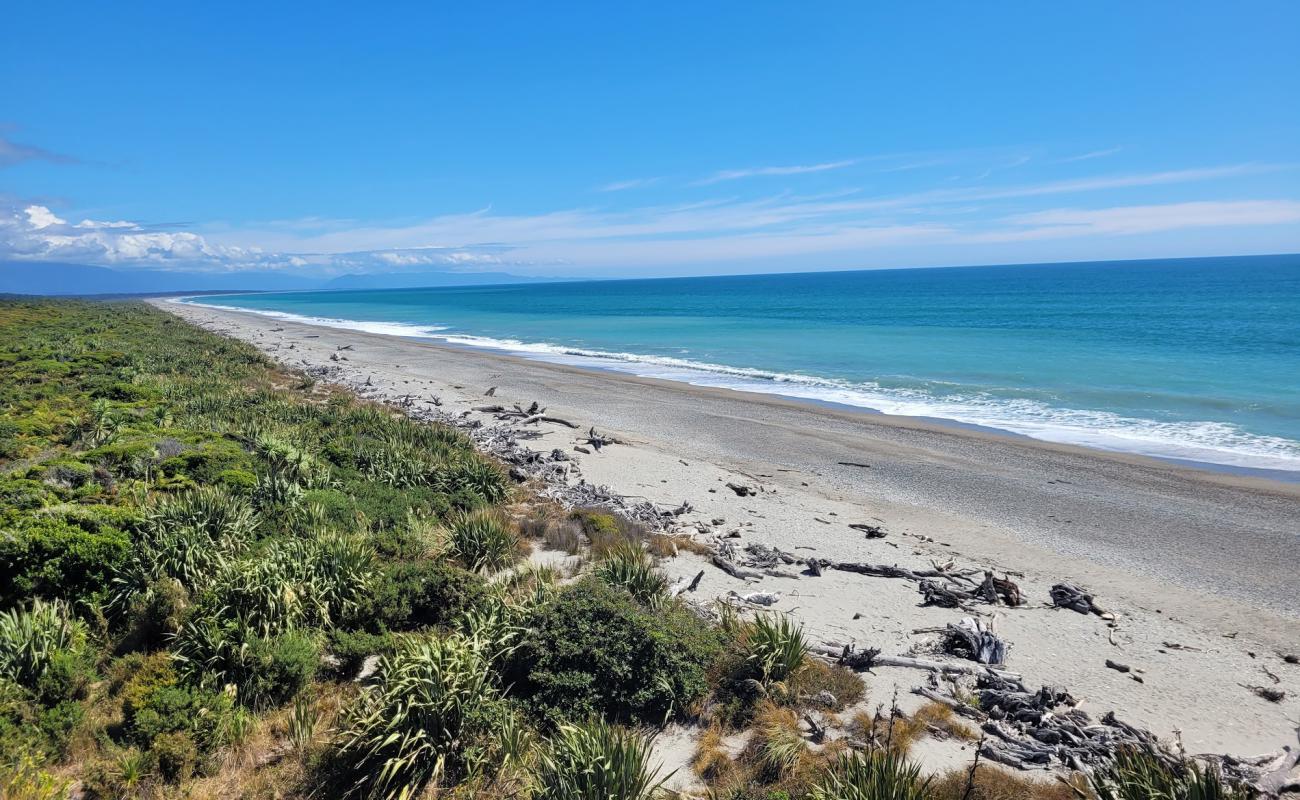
[2,2,1299,279]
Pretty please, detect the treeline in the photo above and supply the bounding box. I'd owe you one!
[0,301,1247,799]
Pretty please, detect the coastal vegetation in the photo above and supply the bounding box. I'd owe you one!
[0,299,1255,799]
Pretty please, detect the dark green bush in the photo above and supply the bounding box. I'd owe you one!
[151,730,199,783]
[324,629,399,678]
[239,629,319,708]
[361,560,489,632]
[125,673,234,754]
[0,478,48,510]
[511,578,724,727]
[0,514,131,607]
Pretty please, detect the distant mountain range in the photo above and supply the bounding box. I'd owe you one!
[0,261,554,296]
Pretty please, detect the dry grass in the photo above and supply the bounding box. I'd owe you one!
[572,508,646,558]
[749,702,814,781]
[646,533,713,558]
[910,701,978,742]
[930,764,1088,800]
[790,659,867,712]
[692,723,735,781]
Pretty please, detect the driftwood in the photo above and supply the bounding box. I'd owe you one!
[810,642,1021,680]
[1050,583,1112,618]
[668,569,706,598]
[711,554,763,581]
[725,482,757,497]
[943,617,1009,665]
[848,522,887,538]
[585,427,622,451]
[832,560,979,586]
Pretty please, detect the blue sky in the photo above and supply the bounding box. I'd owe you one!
[2,2,1298,278]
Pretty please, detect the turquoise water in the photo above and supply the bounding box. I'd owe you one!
[187,255,1300,474]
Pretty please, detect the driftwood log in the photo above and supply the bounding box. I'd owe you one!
[1050,583,1112,618]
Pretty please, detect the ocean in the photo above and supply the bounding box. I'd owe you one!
[185,254,1300,475]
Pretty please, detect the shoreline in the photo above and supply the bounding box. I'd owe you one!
[155,298,1300,758]
[173,296,1300,482]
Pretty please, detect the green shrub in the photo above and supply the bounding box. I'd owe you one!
[0,514,130,607]
[150,730,199,783]
[216,468,257,491]
[362,559,489,632]
[0,478,49,510]
[512,578,723,726]
[324,629,399,678]
[535,720,665,800]
[171,622,318,710]
[42,460,94,490]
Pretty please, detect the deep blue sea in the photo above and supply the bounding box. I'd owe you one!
[187,255,1300,475]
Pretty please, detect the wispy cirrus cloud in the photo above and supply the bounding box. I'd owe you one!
[4,161,1297,275]
[981,200,1300,241]
[596,176,663,192]
[0,134,79,168]
[1059,146,1122,163]
[692,158,859,186]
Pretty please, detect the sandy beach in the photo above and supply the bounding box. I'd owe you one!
[158,298,1300,763]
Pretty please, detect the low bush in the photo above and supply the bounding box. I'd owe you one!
[0,514,130,607]
[171,622,318,710]
[511,578,724,726]
[361,559,489,632]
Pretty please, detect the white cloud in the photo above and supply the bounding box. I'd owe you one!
[4,162,1297,276]
[597,177,662,192]
[980,200,1300,241]
[1059,147,1122,163]
[1,203,276,269]
[693,159,859,185]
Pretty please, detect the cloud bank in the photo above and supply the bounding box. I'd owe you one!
[2,160,1297,277]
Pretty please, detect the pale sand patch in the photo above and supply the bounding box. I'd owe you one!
[155,299,1300,762]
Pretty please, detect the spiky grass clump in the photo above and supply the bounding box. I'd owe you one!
[108,486,257,615]
[595,542,669,606]
[439,456,510,505]
[446,509,521,574]
[148,485,258,541]
[0,599,87,690]
[809,750,931,800]
[534,720,666,800]
[202,533,375,636]
[333,634,498,799]
[744,613,809,690]
[752,702,810,780]
[1089,749,1249,800]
